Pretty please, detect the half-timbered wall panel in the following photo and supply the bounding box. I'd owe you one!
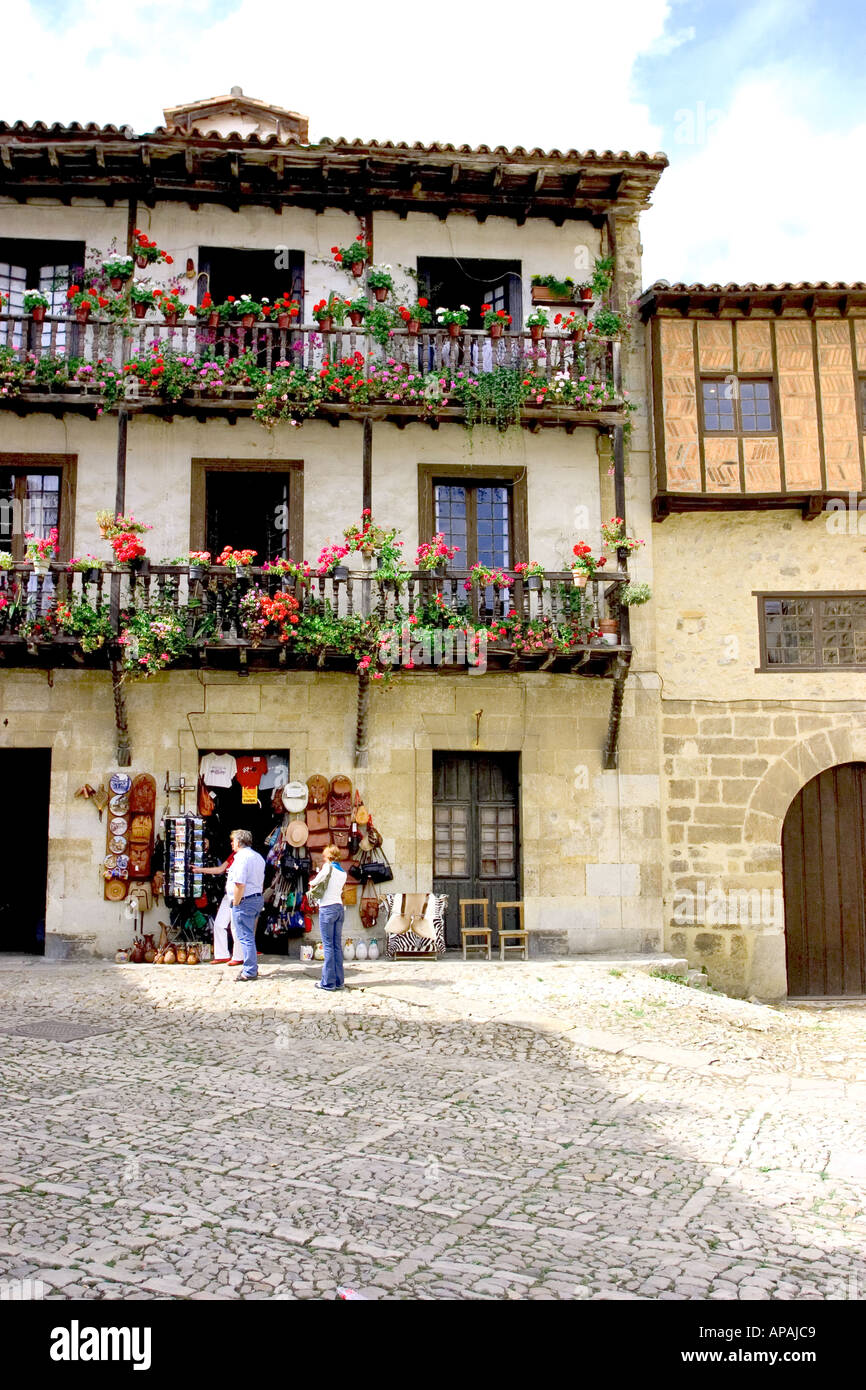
[742,436,781,492]
[816,321,863,490]
[735,320,772,372]
[774,321,823,490]
[697,320,733,372]
[703,436,740,492]
[660,320,701,491]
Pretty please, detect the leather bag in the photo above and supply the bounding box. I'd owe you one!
[359,879,381,929]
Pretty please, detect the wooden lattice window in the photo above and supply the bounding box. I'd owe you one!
[759,594,866,671]
[433,804,469,878]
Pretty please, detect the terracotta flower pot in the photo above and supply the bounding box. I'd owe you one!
[373,287,388,302]
[31,305,47,323]
[581,287,594,301]
[407,319,420,335]
[529,324,544,341]
[135,254,149,269]
[109,276,124,291]
[163,311,179,327]
[349,312,364,327]
[277,313,290,329]
[447,322,461,338]
[132,302,148,319]
[570,327,586,342]
[241,313,256,329]
[317,316,333,332]
[351,260,365,278]
[75,305,91,324]
[489,323,504,339]
[531,286,553,302]
[572,571,588,589]
[207,311,220,328]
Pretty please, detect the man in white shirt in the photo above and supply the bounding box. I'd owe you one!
[226,828,266,981]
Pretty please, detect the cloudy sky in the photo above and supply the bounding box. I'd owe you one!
[6,0,865,286]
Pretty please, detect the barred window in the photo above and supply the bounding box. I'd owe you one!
[760,595,866,671]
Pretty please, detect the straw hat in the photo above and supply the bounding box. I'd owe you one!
[286,819,309,847]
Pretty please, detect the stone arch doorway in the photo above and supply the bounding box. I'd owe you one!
[782,762,866,996]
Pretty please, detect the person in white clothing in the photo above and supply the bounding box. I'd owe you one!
[309,845,347,990]
[201,847,237,963]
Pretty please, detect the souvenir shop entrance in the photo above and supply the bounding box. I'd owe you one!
[0,748,50,954]
[197,749,289,859]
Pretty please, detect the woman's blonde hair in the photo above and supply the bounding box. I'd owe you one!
[322,845,341,863]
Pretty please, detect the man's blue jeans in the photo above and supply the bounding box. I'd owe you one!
[319,904,345,989]
[231,893,263,978]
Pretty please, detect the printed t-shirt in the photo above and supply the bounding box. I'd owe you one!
[259,755,289,791]
[200,752,237,788]
[236,756,268,788]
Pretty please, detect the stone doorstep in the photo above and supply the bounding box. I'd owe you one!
[566,952,690,977]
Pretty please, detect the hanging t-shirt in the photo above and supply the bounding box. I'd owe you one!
[259,754,289,790]
[200,752,237,789]
[236,755,268,788]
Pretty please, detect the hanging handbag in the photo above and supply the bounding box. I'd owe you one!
[197,778,214,817]
[357,844,393,884]
[359,878,381,929]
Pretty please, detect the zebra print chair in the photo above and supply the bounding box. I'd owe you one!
[383,893,448,959]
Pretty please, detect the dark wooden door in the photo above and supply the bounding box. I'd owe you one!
[433,753,520,947]
[0,749,50,953]
[782,762,866,996]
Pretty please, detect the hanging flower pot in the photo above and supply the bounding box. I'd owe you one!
[489,323,504,340]
[277,313,290,329]
[163,310,179,327]
[109,276,124,291]
[31,305,47,324]
[447,322,461,338]
[135,254,149,269]
[373,287,388,303]
[580,287,594,301]
[317,316,333,332]
[332,564,349,581]
[32,560,51,578]
[599,617,619,646]
[75,304,91,324]
[351,260,364,278]
[349,312,365,328]
[526,574,543,591]
[530,324,544,342]
[241,313,256,329]
[188,564,208,583]
[407,319,421,335]
[572,571,588,589]
[570,327,586,343]
[132,302,148,320]
[83,568,101,585]
[207,310,220,328]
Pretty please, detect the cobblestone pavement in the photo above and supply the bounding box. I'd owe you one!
[1,953,865,1301]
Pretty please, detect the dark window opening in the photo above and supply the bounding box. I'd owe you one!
[0,238,85,315]
[205,471,293,566]
[417,257,523,332]
[198,246,304,311]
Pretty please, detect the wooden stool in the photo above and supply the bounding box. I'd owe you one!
[459,898,492,961]
[497,901,528,961]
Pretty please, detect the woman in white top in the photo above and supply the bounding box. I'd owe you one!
[310,845,347,990]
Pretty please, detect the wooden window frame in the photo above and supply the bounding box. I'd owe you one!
[190,458,304,557]
[418,464,529,567]
[0,453,76,561]
[700,374,779,436]
[755,590,866,672]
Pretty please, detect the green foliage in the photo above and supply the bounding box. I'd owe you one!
[620,581,652,606]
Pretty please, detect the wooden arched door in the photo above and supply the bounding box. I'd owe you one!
[782,762,866,996]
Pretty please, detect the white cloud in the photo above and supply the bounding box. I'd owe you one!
[641,69,866,285]
[3,0,669,152]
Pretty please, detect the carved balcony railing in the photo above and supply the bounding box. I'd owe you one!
[0,563,630,675]
[0,316,624,427]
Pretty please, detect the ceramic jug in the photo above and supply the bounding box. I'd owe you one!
[313,940,325,962]
[355,939,368,961]
[343,938,355,961]
[143,933,157,964]
[115,947,130,964]
[175,943,188,964]
[367,938,379,961]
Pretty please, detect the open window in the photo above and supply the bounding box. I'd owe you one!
[417,257,523,332]
[0,238,85,349]
[197,246,304,309]
[191,459,304,565]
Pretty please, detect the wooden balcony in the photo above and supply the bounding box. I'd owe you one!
[0,315,625,429]
[0,563,630,676]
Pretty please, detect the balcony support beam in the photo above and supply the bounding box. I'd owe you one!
[354,670,371,768]
[602,653,631,771]
[111,658,131,767]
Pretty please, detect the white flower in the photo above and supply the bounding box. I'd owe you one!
[460,304,469,311]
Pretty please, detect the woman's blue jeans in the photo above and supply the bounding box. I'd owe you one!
[319,904,345,989]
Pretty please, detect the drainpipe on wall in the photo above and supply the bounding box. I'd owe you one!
[602,211,632,769]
